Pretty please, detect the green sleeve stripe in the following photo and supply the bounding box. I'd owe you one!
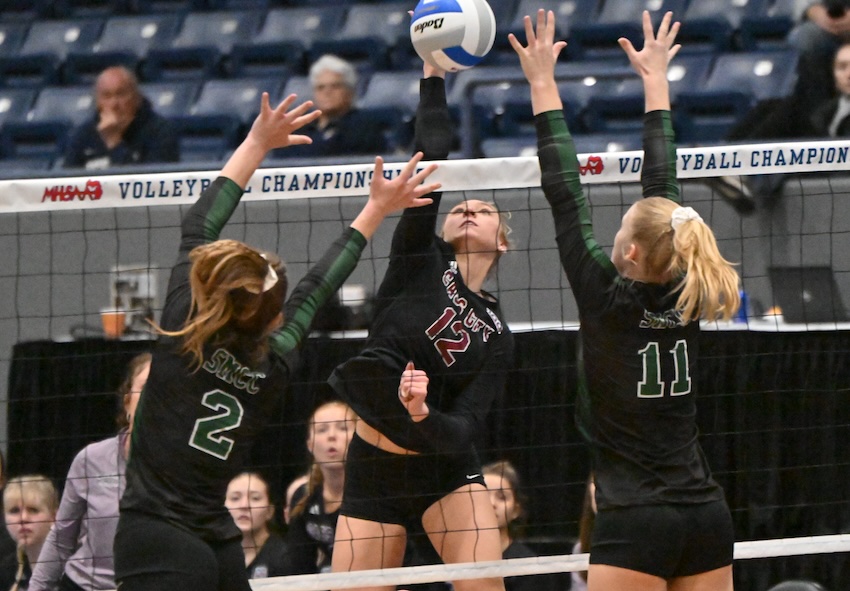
[271,229,367,354]
[203,178,244,241]
[540,111,617,275]
[660,111,680,203]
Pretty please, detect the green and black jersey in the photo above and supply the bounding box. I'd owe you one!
[536,109,723,510]
[121,177,367,541]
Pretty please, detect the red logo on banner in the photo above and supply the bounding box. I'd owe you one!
[578,155,604,175]
[41,180,103,203]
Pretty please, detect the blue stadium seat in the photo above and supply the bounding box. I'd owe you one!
[55,0,131,18]
[63,52,139,85]
[142,10,263,81]
[309,2,410,71]
[572,131,642,154]
[280,76,313,104]
[675,49,798,142]
[139,80,202,118]
[480,135,537,158]
[359,71,421,114]
[190,78,285,123]
[0,55,61,88]
[0,88,37,126]
[739,0,797,50]
[500,0,600,43]
[0,121,71,162]
[229,6,345,77]
[679,0,771,52]
[17,19,104,60]
[171,114,241,162]
[0,22,29,59]
[28,86,96,126]
[92,14,183,58]
[0,0,54,21]
[568,0,688,59]
[132,0,208,13]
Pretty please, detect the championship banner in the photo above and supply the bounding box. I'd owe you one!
[3,140,850,214]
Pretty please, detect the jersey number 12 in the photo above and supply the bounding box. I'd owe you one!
[637,340,691,398]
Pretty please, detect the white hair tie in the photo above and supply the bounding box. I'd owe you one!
[671,206,703,230]
[260,253,279,293]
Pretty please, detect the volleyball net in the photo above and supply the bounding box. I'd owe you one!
[3,140,850,590]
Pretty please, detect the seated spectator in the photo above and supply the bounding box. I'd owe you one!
[0,476,59,591]
[482,460,557,591]
[225,472,287,579]
[274,55,386,159]
[29,353,151,591]
[63,66,179,169]
[789,0,850,114]
[282,400,355,574]
[710,40,850,213]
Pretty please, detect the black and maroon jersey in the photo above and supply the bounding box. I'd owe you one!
[121,177,369,541]
[330,77,514,454]
[535,109,723,509]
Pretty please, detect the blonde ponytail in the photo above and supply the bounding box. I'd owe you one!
[632,198,740,323]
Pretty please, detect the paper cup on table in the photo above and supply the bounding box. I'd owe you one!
[100,308,127,339]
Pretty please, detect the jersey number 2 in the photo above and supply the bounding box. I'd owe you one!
[426,307,470,366]
[637,340,691,398]
[189,390,244,460]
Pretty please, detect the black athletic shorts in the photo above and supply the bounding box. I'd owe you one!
[340,433,486,526]
[113,510,251,591]
[590,499,734,578]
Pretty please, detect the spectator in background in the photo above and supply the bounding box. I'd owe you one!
[789,0,850,113]
[282,400,355,575]
[482,461,557,591]
[63,66,179,169]
[225,472,287,580]
[709,40,850,213]
[29,353,151,591]
[0,476,59,591]
[275,55,386,159]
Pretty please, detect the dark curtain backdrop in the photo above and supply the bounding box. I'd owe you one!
[8,330,850,590]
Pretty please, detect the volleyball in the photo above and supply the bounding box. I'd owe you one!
[410,0,496,72]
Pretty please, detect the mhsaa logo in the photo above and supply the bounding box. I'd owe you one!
[42,180,103,202]
[414,17,445,34]
[578,155,604,175]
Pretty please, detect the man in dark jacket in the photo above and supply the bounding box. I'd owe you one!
[63,66,179,169]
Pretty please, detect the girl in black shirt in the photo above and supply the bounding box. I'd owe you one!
[511,10,739,591]
[329,63,514,591]
[113,92,440,591]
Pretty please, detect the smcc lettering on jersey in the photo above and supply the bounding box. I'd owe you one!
[202,348,265,394]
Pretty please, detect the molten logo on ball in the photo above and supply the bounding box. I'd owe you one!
[410,0,496,71]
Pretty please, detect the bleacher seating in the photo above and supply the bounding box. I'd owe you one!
[27,85,95,126]
[0,0,809,169]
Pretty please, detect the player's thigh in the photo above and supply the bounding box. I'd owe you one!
[422,484,504,591]
[669,565,733,591]
[588,564,668,591]
[332,514,407,574]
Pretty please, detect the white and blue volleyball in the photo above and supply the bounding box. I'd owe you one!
[410,0,496,72]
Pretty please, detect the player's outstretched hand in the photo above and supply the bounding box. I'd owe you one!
[619,11,680,79]
[369,152,439,217]
[247,92,322,151]
[398,361,430,422]
[508,9,567,87]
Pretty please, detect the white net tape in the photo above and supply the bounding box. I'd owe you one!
[3,140,850,214]
[248,535,850,590]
